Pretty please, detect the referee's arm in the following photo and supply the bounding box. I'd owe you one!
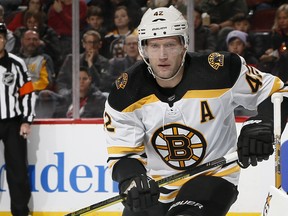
[18,60,36,124]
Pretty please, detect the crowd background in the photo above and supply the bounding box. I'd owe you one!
[1,0,288,118]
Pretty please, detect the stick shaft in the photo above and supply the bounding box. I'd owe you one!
[65,152,238,216]
[271,93,283,188]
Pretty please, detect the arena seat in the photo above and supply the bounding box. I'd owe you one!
[249,8,277,32]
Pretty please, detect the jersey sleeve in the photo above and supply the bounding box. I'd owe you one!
[104,100,147,174]
[17,55,36,123]
[231,56,284,110]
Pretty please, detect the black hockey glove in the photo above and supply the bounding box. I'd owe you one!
[119,174,160,212]
[237,116,274,168]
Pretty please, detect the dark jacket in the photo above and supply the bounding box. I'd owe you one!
[52,86,107,118]
[195,25,217,53]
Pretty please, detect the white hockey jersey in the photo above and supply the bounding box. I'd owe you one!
[104,52,283,203]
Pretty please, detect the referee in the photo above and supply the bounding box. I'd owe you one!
[0,22,35,216]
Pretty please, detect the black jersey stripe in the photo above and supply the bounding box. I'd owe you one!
[0,52,35,122]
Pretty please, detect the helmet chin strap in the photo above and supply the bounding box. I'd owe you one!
[145,49,187,82]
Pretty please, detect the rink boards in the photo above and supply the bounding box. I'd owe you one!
[0,119,287,216]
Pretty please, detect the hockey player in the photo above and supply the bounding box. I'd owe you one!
[103,6,286,216]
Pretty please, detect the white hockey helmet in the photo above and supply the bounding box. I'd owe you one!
[138,5,189,57]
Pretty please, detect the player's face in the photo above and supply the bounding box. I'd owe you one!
[145,36,185,80]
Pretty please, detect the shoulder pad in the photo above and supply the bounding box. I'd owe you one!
[108,61,155,111]
[186,51,242,89]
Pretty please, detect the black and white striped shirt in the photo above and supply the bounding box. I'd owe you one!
[0,51,35,123]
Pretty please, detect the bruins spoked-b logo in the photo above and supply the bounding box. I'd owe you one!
[2,71,15,86]
[208,52,224,70]
[151,123,206,170]
[115,72,128,90]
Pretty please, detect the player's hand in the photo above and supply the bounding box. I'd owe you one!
[20,123,31,139]
[237,116,274,168]
[119,174,159,212]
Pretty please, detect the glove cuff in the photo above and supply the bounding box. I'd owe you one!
[112,158,146,183]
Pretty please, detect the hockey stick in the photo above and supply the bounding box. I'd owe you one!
[65,151,238,216]
[271,92,283,189]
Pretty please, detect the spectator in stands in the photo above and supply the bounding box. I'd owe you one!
[56,29,111,96]
[86,0,112,31]
[199,0,248,36]
[102,5,138,59]
[0,4,15,52]
[52,66,107,118]
[47,0,87,67]
[217,14,266,58]
[82,5,107,39]
[108,34,140,83]
[0,0,21,22]
[193,5,216,54]
[7,0,46,32]
[110,0,145,28]
[17,29,54,93]
[12,10,62,74]
[234,14,267,58]
[258,3,288,83]
[226,30,259,66]
[88,0,143,31]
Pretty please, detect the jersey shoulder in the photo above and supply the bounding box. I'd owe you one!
[8,52,27,70]
[186,51,243,89]
[107,60,156,111]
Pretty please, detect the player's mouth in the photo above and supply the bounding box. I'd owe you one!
[158,64,170,69]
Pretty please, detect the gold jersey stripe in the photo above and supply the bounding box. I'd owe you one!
[123,89,230,112]
[108,160,118,169]
[123,94,159,112]
[269,77,284,96]
[184,88,230,98]
[107,145,145,154]
[159,189,179,201]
